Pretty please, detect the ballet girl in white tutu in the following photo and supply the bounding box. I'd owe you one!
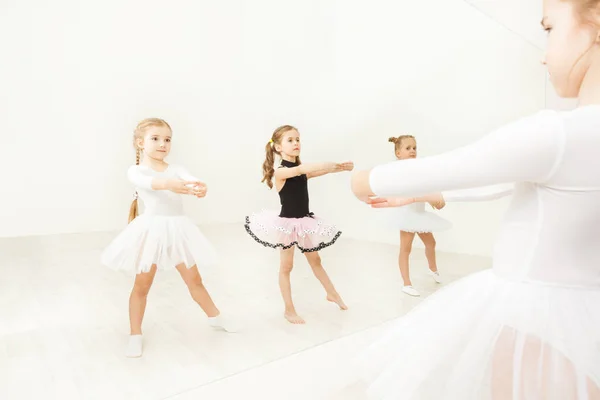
[101,118,236,358]
[244,125,354,324]
[385,135,451,297]
[347,0,600,397]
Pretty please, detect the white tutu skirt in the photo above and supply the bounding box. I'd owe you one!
[380,203,452,233]
[356,270,600,399]
[101,214,218,275]
[244,210,341,253]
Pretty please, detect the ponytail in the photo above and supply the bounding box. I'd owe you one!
[261,124,299,188]
[128,148,141,223]
[261,142,276,189]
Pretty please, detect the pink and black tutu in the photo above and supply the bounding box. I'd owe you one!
[248,159,342,252]
[245,210,341,253]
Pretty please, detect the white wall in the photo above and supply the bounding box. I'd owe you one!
[1,0,553,257]
[0,0,341,237]
[464,0,547,50]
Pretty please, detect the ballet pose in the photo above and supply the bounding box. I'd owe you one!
[244,125,354,324]
[347,0,600,397]
[101,118,236,358]
[384,135,451,296]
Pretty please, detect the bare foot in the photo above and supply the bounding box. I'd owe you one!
[284,312,306,324]
[327,294,348,310]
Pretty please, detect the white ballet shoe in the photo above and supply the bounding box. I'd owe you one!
[125,334,143,358]
[402,286,420,297]
[428,269,442,284]
[208,315,238,333]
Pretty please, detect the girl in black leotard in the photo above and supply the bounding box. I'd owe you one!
[245,125,354,324]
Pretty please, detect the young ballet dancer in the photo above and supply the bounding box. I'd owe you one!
[385,135,452,297]
[244,125,354,324]
[346,0,600,397]
[101,118,236,358]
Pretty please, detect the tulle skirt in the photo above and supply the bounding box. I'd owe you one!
[380,205,452,233]
[356,269,600,399]
[101,214,218,275]
[244,210,341,253]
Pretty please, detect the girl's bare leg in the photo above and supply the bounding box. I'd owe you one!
[491,327,600,399]
[129,264,158,335]
[279,247,304,324]
[417,232,438,273]
[126,264,158,357]
[399,231,416,286]
[176,264,219,316]
[176,264,237,332]
[304,251,348,310]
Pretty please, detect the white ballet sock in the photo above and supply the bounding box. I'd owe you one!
[428,269,442,284]
[402,286,420,297]
[125,334,143,358]
[208,315,238,333]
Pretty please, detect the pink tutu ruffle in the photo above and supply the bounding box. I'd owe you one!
[244,210,341,253]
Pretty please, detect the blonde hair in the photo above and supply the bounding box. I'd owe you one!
[567,0,600,25]
[261,125,301,189]
[128,118,172,223]
[388,135,416,156]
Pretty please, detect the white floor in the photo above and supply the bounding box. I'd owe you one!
[0,223,489,400]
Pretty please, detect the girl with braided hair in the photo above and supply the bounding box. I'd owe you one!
[101,118,236,358]
[347,0,600,396]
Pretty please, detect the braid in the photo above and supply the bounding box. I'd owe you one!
[128,148,141,223]
[127,118,170,223]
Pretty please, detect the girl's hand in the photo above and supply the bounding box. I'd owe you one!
[421,194,445,209]
[332,161,354,173]
[350,170,376,202]
[187,183,208,198]
[430,197,446,210]
[195,183,208,198]
[167,179,204,195]
[325,162,340,173]
[338,161,354,172]
[367,197,415,208]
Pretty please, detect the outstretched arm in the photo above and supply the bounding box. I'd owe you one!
[307,162,354,179]
[353,111,564,201]
[441,183,514,202]
[172,165,207,198]
[127,166,199,195]
[369,184,513,209]
[274,162,348,180]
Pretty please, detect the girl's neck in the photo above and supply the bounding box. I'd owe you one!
[579,52,600,106]
[140,156,168,171]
